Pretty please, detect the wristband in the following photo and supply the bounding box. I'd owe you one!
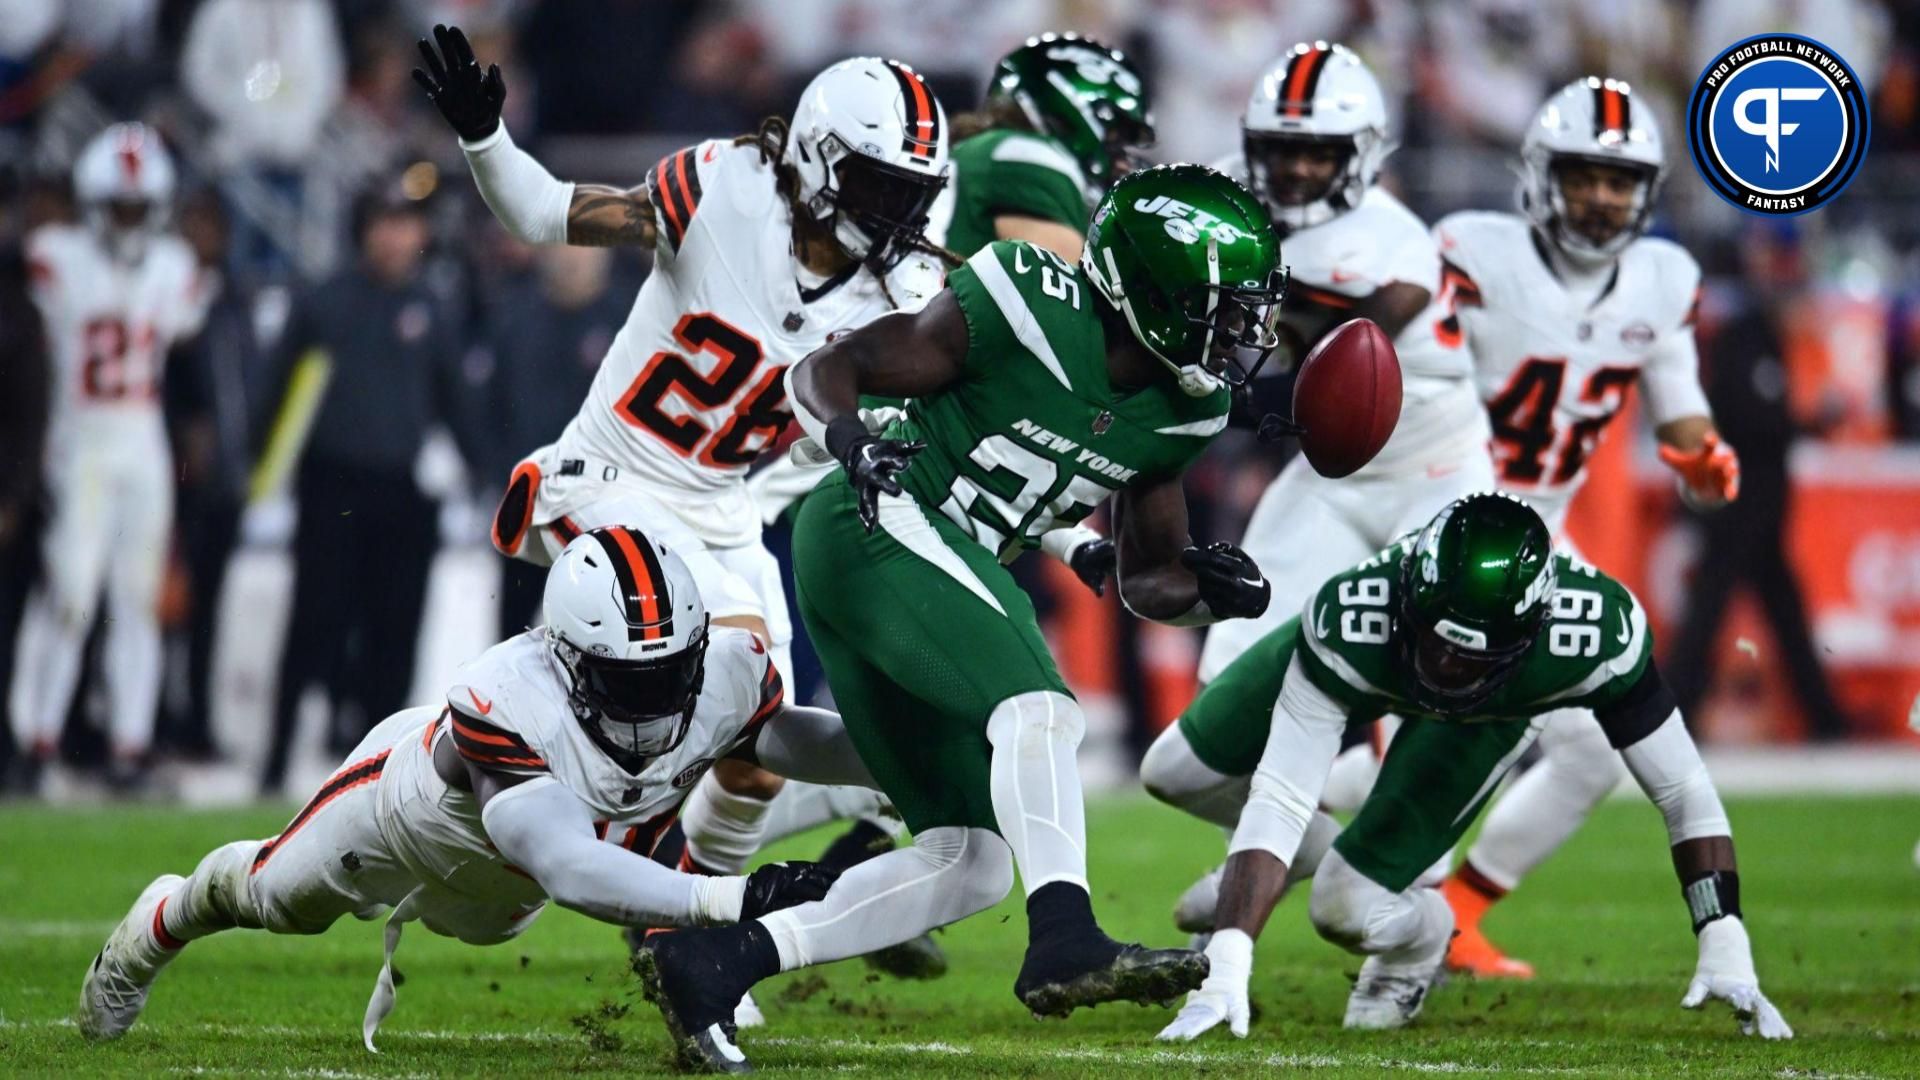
[824,415,871,464]
[1682,869,1741,933]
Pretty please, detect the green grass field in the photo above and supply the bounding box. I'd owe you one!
[2,794,1916,1077]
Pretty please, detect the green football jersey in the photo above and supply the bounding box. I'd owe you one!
[940,130,1094,258]
[1296,538,1652,723]
[892,240,1230,561]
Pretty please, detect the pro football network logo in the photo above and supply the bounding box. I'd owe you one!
[1686,33,1869,216]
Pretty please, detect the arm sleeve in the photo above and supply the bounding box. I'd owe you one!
[1227,654,1351,863]
[1640,326,1712,426]
[459,124,575,246]
[1592,659,1679,749]
[1618,713,1732,845]
[742,704,878,788]
[481,776,746,926]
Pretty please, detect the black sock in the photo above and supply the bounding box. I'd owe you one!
[741,921,782,980]
[1026,881,1101,947]
[817,820,894,873]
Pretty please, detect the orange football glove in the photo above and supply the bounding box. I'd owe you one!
[1658,433,1740,506]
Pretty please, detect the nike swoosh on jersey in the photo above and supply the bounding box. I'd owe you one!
[1615,611,1631,644]
[468,689,493,716]
[1315,603,1330,639]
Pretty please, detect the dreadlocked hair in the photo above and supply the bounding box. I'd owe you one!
[733,114,963,308]
[949,96,1030,142]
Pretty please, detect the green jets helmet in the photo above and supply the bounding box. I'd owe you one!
[989,32,1155,190]
[1396,493,1557,712]
[1082,163,1287,396]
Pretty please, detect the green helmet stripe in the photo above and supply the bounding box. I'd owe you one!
[966,247,1074,390]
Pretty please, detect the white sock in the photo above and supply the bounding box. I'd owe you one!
[985,691,1089,896]
[1139,723,1250,831]
[760,781,899,847]
[163,840,266,941]
[682,772,774,874]
[759,826,1012,971]
[1465,710,1624,890]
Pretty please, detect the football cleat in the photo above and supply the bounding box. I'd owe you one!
[634,930,758,1074]
[77,874,186,1040]
[1172,865,1223,934]
[1445,924,1535,979]
[1014,937,1209,1019]
[863,932,948,980]
[1343,957,1434,1030]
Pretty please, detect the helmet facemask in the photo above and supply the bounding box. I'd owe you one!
[87,197,164,263]
[801,132,946,274]
[1393,535,1552,714]
[1525,151,1660,265]
[551,618,710,773]
[1244,130,1381,233]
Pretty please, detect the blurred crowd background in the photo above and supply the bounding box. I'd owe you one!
[4,0,1920,798]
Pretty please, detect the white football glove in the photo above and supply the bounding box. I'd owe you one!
[1157,929,1251,1041]
[1682,916,1793,1039]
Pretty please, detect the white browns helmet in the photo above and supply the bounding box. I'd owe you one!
[1520,76,1666,263]
[543,527,709,768]
[73,122,177,260]
[789,57,950,273]
[1241,42,1390,233]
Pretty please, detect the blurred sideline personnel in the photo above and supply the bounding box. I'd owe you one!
[1414,77,1741,978]
[414,25,951,969]
[261,187,470,795]
[160,190,267,760]
[476,245,636,637]
[1147,494,1790,1040]
[1666,224,1852,740]
[9,124,211,792]
[77,527,859,1048]
[1152,41,1496,955]
[0,166,53,787]
[726,32,1160,942]
[632,165,1287,1073]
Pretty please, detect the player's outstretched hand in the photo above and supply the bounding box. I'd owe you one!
[740,861,841,921]
[1158,931,1252,1041]
[1181,542,1271,619]
[844,438,925,534]
[1068,537,1116,596]
[1682,918,1792,1039]
[413,24,505,142]
[1658,432,1740,508]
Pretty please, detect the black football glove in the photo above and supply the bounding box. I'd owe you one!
[740,861,841,921]
[413,24,505,142]
[825,416,923,533]
[1068,537,1116,596]
[1180,542,1271,620]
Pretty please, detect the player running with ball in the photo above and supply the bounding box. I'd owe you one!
[1148,493,1790,1039]
[633,165,1300,1073]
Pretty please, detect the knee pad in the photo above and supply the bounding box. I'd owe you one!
[985,691,1085,753]
[916,826,1015,918]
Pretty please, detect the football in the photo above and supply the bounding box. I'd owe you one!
[1291,317,1403,478]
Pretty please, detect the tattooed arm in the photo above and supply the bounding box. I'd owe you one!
[417,24,656,249]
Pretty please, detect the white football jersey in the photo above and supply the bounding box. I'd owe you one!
[376,626,782,888]
[556,140,946,547]
[1414,211,1708,530]
[25,224,208,455]
[1217,164,1483,473]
